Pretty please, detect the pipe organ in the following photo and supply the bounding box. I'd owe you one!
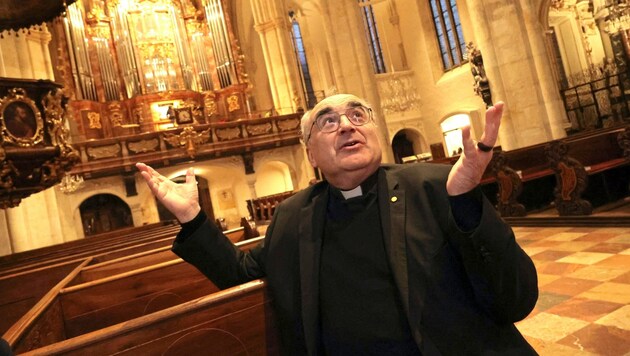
[56,0,249,142]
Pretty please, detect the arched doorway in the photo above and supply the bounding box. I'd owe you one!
[392,131,415,164]
[80,194,133,236]
[391,128,426,163]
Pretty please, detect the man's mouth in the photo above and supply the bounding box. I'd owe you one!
[341,140,360,148]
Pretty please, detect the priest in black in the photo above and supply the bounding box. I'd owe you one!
[137,93,538,355]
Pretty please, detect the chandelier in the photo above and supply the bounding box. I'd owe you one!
[58,174,85,194]
[603,0,630,33]
[551,0,565,10]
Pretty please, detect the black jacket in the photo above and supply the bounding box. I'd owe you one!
[173,164,539,355]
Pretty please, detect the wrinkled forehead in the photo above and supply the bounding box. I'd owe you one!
[307,94,369,122]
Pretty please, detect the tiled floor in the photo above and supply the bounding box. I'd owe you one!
[514,225,630,355]
[258,202,630,355]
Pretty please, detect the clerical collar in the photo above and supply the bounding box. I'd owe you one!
[331,170,379,200]
[340,186,362,199]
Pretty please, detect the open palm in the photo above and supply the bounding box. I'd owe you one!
[136,162,201,223]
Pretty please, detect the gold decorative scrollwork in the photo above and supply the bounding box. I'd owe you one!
[163,126,211,158]
[109,102,124,127]
[0,88,45,147]
[87,112,102,129]
[276,118,300,132]
[215,126,241,141]
[87,144,121,160]
[204,97,217,117]
[128,138,159,154]
[133,106,144,124]
[227,95,240,112]
[0,148,18,190]
[138,43,176,62]
[42,89,70,147]
[246,122,272,136]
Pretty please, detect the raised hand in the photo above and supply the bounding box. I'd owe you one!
[136,162,201,223]
[446,101,504,196]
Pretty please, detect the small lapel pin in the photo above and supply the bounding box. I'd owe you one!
[390,196,398,203]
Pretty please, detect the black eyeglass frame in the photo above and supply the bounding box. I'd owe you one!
[305,105,373,144]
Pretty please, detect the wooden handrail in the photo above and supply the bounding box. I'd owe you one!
[0,230,180,278]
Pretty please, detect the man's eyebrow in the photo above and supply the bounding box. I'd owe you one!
[314,101,363,118]
[314,107,333,118]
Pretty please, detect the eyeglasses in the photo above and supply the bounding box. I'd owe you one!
[305,105,373,143]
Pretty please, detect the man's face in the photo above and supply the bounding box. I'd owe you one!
[305,94,382,187]
[16,106,27,119]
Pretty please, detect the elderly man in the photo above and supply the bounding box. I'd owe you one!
[137,93,538,355]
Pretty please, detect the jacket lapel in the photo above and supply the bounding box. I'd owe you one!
[299,186,328,355]
[378,168,410,315]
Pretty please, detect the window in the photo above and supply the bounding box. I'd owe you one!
[358,0,386,74]
[289,11,317,109]
[429,0,466,70]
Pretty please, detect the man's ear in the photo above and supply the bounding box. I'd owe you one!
[306,148,318,168]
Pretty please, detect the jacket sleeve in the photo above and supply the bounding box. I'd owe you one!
[172,216,269,289]
[445,190,539,324]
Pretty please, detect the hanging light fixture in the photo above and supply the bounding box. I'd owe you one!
[551,0,565,10]
[603,0,630,34]
[58,174,84,194]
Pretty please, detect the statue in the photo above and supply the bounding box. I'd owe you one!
[466,42,493,108]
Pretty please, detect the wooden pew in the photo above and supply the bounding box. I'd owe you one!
[0,260,85,336]
[546,125,630,215]
[59,257,219,338]
[0,222,181,278]
[85,222,249,266]
[0,221,177,269]
[425,149,546,217]
[488,144,555,217]
[2,259,91,352]
[0,220,256,339]
[4,237,265,353]
[19,280,278,356]
[481,125,629,217]
[247,191,295,223]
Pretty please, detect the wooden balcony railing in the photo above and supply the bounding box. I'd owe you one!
[68,113,302,179]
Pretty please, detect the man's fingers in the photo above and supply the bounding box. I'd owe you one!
[185,167,196,185]
[479,101,504,146]
[460,125,475,153]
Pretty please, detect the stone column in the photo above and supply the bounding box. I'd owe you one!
[467,0,568,150]
[245,174,258,200]
[521,0,570,140]
[6,189,67,252]
[0,210,13,256]
[250,0,304,114]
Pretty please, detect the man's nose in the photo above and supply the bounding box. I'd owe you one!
[338,114,355,132]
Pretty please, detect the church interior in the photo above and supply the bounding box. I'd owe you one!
[0,0,629,354]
